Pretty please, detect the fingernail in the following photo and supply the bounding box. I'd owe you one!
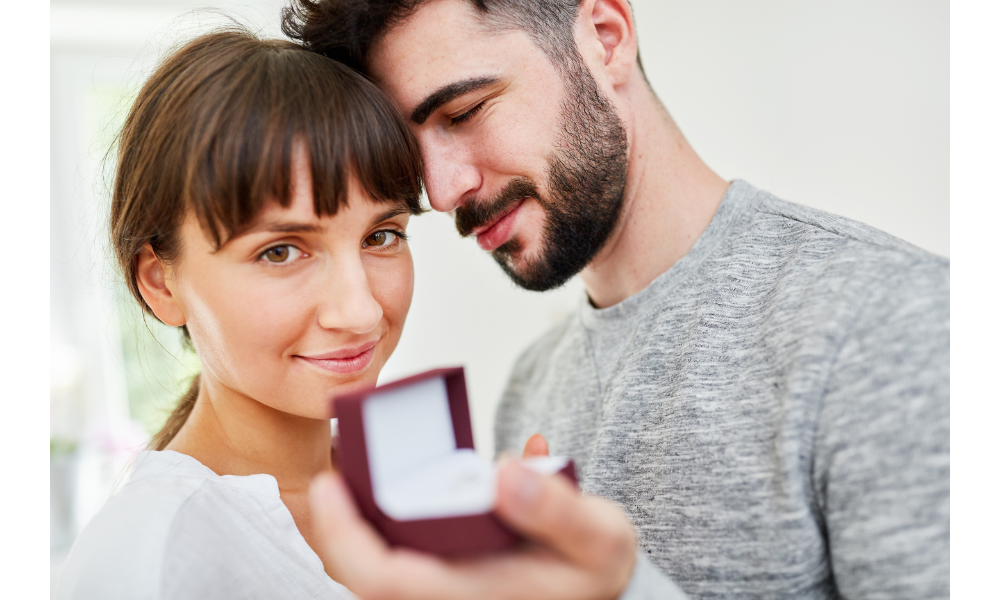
[503,462,541,511]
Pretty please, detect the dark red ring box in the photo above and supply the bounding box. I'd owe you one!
[332,367,575,557]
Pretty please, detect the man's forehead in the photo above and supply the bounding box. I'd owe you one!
[368,0,529,112]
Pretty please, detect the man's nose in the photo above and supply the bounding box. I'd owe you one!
[316,257,382,335]
[420,134,482,213]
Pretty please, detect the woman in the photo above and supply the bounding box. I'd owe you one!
[55,28,423,599]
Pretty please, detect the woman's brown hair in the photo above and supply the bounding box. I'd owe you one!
[110,28,423,451]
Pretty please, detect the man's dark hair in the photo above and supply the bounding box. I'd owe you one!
[281,0,640,77]
[282,0,638,292]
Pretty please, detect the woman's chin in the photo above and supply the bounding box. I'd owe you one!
[318,369,384,416]
[274,349,391,420]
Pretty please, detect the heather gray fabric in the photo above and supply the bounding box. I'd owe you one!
[495,180,949,599]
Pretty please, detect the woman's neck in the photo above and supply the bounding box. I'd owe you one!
[165,375,334,493]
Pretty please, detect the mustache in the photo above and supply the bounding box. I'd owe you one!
[455,177,539,237]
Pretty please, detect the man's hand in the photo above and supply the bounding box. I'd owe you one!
[521,433,550,458]
[310,435,637,600]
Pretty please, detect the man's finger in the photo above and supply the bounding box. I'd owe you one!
[309,472,392,585]
[493,461,636,574]
[522,433,550,457]
[310,473,482,600]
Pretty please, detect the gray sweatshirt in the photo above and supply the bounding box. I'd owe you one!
[495,181,949,599]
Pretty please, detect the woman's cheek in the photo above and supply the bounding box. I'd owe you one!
[189,283,279,383]
[371,253,414,343]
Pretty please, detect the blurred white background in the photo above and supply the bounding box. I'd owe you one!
[49,0,948,588]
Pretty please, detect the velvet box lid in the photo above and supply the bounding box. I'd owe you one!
[333,367,575,556]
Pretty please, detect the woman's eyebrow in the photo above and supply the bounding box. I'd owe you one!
[248,222,326,235]
[372,205,411,224]
[233,204,408,241]
[216,221,324,252]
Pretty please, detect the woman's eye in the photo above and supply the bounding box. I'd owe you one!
[363,230,399,248]
[260,245,301,263]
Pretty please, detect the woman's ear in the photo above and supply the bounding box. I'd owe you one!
[135,244,187,327]
[579,0,639,88]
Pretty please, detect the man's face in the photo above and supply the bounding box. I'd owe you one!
[369,0,629,290]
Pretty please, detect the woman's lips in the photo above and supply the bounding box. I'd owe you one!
[474,200,524,251]
[296,341,377,374]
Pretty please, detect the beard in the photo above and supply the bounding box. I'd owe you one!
[453,62,630,292]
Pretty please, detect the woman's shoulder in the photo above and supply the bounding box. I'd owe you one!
[53,450,279,599]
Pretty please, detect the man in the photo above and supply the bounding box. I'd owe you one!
[283,1,949,598]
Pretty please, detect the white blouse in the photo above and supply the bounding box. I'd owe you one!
[55,450,355,600]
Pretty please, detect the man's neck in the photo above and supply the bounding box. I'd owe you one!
[580,75,729,309]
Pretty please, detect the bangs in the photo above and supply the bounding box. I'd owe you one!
[146,32,424,248]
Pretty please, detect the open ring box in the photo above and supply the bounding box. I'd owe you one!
[333,367,576,556]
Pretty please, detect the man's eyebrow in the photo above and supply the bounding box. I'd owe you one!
[410,76,500,125]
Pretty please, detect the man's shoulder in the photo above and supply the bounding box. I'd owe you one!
[747,188,947,273]
[503,186,952,382]
[709,185,950,324]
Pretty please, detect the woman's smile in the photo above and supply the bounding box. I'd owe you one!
[295,339,380,374]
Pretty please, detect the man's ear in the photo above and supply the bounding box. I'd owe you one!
[578,0,639,88]
[135,244,187,327]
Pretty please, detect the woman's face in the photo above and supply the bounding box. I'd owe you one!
[165,158,414,420]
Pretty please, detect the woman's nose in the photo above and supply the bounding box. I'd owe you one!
[316,259,383,334]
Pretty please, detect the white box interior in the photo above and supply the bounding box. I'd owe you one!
[362,375,569,521]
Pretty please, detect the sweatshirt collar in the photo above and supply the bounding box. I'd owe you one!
[578,179,759,330]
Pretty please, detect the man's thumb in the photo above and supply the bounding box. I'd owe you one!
[522,433,550,458]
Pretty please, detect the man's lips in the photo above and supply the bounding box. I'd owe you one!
[296,341,378,374]
[474,200,524,252]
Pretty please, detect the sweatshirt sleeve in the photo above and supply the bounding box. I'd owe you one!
[812,257,950,598]
[618,552,690,600]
